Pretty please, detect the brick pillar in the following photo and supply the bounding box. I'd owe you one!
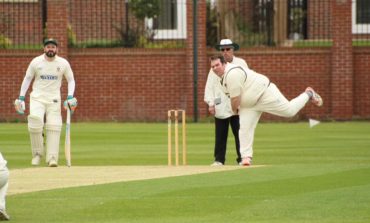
[196,0,208,120]
[46,0,68,57]
[331,0,353,119]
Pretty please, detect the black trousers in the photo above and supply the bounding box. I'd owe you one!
[214,115,241,164]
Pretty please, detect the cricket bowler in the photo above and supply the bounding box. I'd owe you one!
[210,55,323,166]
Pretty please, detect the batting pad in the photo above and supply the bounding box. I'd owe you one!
[28,115,44,157]
[45,124,62,163]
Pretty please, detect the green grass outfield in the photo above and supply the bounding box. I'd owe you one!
[1,121,370,223]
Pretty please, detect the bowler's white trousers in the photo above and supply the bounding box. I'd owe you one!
[0,169,8,211]
[239,83,309,158]
[0,153,8,211]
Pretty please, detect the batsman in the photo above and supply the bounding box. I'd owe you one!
[14,38,77,167]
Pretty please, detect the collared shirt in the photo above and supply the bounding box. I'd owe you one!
[221,64,270,108]
[24,54,74,103]
[204,56,248,119]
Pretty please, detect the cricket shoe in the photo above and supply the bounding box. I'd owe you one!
[305,87,323,107]
[241,157,252,166]
[48,157,58,167]
[0,209,10,221]
[31,155,41,166]
[211,161,224,166]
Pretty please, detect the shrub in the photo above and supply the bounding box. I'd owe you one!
[0,35,12,49]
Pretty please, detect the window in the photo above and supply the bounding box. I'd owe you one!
[352,0,370,34]
[145,0,187,39]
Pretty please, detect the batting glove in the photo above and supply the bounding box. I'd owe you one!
[64,95,78,114]
[14,96,26,115]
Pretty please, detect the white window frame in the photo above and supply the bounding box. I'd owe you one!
[145,0,187,39]
[352,0,370,34]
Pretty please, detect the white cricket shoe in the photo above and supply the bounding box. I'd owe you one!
[31,155,41,166]
[211,161,223,166]
[48,158,58,167]
[305,87,323,107]
[0,209,10,221]
[241,157,252,166]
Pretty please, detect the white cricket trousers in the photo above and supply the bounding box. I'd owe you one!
[30,98,62,124]
[239,83,310,158]
[0,168,9,211]
[29,98,63,162]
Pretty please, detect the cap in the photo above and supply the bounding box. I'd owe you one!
[215,39,240,51]
[43,38,58,46]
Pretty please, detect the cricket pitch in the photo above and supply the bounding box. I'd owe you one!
[9,165,263,195]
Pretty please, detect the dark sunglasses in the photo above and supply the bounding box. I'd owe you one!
[221,48,232,51]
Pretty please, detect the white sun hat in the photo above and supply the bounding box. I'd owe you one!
[215,39,240,51]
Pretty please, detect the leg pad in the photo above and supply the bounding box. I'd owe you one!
[45,124,62,163]
[27,115,44,157]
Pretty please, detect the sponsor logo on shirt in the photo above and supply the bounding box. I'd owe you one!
[40,75,58,80]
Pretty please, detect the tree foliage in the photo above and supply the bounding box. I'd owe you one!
[129,0,161,20]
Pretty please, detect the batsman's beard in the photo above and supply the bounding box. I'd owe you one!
[46,51,56,58]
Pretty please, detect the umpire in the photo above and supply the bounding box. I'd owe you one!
[204,39,249,166]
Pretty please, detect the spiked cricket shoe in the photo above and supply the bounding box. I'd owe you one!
[241,157,252,166]
[211,161,223,166]
[305,87,323,107]
[48,158,58,167]
[31,155,41,166]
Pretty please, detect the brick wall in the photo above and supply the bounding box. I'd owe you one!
[331,0,353,119]
[1,0,369,122]
[3,46,369,122]
[353,48,370,118]
[0,50,36,122]
[47,0,68,57]
[68,48,188,121]
[0,2,43,44]
[68,0,128,42]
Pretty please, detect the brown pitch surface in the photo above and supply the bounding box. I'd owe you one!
[8,165,263,195]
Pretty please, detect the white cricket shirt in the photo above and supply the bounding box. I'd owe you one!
[24,54,74,103]
[204,56,248,119]
[222,64,270,108]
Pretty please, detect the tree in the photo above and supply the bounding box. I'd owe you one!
[129,0,160,20]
